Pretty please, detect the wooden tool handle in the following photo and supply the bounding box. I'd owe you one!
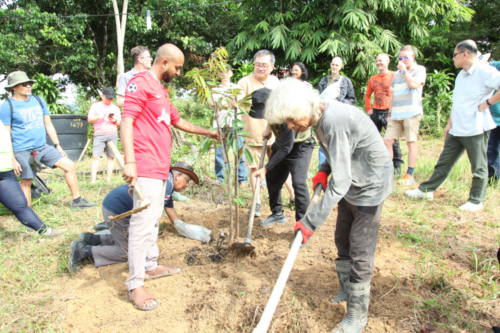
[107,141,145,202]
[244,138,269,241]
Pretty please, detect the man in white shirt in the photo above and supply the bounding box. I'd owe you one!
[406,40,500,211]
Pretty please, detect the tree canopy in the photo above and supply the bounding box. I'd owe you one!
[0,0,242,96]
[228,0,473,85]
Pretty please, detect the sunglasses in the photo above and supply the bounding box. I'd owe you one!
[398,57,409,61]
[19,82,33,87]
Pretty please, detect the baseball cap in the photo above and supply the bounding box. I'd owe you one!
[103,87,116,99]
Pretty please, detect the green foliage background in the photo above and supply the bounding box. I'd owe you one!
[0,0,498,135]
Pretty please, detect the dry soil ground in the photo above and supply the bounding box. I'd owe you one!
[1,142,499,332]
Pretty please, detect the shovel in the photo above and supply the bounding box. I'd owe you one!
[232,138,268,251]
[106,141,151,220]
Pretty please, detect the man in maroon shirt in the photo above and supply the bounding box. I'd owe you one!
[121,44,219,311]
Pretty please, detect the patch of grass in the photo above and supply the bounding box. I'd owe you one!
[1,137,500,332]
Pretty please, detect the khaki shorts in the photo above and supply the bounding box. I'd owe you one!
[384,114,422,142]
[244,144,272,169]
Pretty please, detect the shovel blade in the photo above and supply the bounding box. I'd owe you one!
[231,242,255,251]
[109,203,151,220]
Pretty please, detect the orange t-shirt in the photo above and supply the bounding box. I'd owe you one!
[364,71,395,111]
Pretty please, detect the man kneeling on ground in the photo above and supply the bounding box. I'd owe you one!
[68,162,198,278]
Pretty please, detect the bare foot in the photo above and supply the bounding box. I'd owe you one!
[145,265,182,279]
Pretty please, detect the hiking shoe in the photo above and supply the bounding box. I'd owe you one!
[172,191,189,202]
[254,203,262,217]
[259,212,287,226]
[458,202,483,211]
[93,221,109,231]
[79,232,94,245]
[42,228,68,238]
[400,173,415,185]
[405,188,433,200]
[69,240,87,274]
[71,198,96,210]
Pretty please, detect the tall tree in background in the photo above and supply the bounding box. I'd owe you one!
[0,0,241,97]
[228,0,473,86]
[112,0,129,87]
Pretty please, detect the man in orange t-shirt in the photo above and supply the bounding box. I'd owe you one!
[365,53,404,174]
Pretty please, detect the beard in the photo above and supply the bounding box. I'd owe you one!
[162,70,174,83]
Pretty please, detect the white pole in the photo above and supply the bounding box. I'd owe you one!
[253,185,324,333]
[253,231,303,333]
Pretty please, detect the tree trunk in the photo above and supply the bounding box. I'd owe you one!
[112,0,128,87]
[171,127,189,151]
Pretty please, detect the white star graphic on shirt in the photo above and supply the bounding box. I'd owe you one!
[157,108,170,125]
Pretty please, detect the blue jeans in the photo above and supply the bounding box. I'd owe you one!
[215,128,248,184]
[487,126,500,180]
[0,170,47,233]
[318,146,326,170]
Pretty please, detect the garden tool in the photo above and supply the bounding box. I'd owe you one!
[253,183,325,332]
[232,138,268,251]
[106,141,151,220]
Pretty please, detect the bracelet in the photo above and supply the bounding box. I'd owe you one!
[486,99,491,106]
[125,161,136,164]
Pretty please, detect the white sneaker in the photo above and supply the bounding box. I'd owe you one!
[405,188,433,199]
[458,202,483,211]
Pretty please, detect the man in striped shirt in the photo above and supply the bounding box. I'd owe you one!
[383,45,427,185]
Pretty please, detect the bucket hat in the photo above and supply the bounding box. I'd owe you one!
[5,71,36,92]
[171,162,199,184]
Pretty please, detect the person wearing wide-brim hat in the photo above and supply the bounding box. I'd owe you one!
[68,162,201,290]
[0,71,96,209]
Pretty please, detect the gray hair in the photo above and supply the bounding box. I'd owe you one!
[131,45,149,65]
[172,170,191,180]
[254,50,275,65]
[265,78,322,125]
[456,40,478,56]
[400,45,415,54]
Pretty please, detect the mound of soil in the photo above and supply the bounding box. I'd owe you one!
[51,200,427,332]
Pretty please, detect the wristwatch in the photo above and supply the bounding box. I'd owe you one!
[486,99,491,106]
[54,143,60,148]
[401,69,407,75]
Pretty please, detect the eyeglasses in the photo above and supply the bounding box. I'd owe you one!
[255,63,269,69]
[140,56,153,60]
[290,69,300,73]
[453,51,465,58]
[20,82,33,87]
[398,56,409,61]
